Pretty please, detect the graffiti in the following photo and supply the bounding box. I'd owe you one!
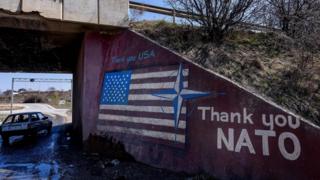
[217,128,301,160]
[262,114,300,130]
[89,30,320,179]
[198,106,301,161]
[98,65,192,147]
[153,64,210,129]
[111,49,156,64]
[198,107,254,124]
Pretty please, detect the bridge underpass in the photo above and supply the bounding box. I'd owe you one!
[0,25,84,140]
[0,8,125,140]
[0,7,150,179]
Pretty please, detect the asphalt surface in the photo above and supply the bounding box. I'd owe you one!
[0,119,190,179]
[0,123,73,179]
[0,103,71,124]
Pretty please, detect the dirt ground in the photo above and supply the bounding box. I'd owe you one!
[0,104,24,111]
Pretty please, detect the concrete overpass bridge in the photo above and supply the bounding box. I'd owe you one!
[0,1,320,179]
[0,0,128,73]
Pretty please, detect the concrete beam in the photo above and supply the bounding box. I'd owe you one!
[23,0,62,19]
[0,0,129,27]
[0,0,21,12]
[64,0,98,24]
[0,10,123,33]
[100,0,129,26]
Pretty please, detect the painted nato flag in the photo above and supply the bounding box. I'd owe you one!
[100,70,132,105]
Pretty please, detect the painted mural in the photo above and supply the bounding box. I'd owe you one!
[80,30,320,179]
[98,64,216,148]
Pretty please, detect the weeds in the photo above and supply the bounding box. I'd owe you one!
[133,21,320,125]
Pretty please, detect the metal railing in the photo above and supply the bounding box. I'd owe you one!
[129,1,278,32]
[129,1,192,24]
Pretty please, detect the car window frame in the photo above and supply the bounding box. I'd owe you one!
[2,115,14,124]
[29,113,40,122]
[11,114,28,123]
[12,115,20,124]
[37,113,45,120]
[18,114,29,123]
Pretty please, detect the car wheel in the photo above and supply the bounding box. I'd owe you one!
[2,135,9,145]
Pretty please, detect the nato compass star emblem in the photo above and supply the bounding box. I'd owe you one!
[152,64,211,129]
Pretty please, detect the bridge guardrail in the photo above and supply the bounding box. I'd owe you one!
[129,1,280,32]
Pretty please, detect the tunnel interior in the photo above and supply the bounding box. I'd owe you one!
[0,27,83,73]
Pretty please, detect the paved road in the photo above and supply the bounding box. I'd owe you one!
[0,124,73,179]
[0,103,71,125]
[0,125,189,179]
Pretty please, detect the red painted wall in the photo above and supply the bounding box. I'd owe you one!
[73,32,107,140]
[79,30,320,179]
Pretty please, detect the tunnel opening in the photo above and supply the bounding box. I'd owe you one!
[0,73,73,126]
[0,27,83,136]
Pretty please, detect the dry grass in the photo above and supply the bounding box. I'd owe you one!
[0,104,24,111]
[132,20,320,125]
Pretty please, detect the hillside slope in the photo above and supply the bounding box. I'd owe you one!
[132,21,320,125]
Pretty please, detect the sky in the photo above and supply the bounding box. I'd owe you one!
[0,1,169,93]
[134,0,168,8]
[0,73,72,93]
[131,0,176,22]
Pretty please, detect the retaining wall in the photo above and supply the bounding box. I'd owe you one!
[76,29,320,179]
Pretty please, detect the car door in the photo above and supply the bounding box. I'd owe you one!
[1,115,14,133]
[29,113,42,131]
[37,113,49,129]
[2,114,29,132]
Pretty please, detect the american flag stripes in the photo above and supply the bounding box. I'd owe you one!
[97,65,189,146]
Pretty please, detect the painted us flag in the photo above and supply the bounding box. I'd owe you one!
[97,65,189,147]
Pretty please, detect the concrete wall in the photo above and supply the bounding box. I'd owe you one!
[23,0,61,19]
[100,0,129,26]
[78,30,320,179]
[0,0,21,12]
[0,0,129,27]
[64,0,98,24]
[73,33,106,141]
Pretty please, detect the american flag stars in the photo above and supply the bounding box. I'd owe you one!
[100,71,132,105]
